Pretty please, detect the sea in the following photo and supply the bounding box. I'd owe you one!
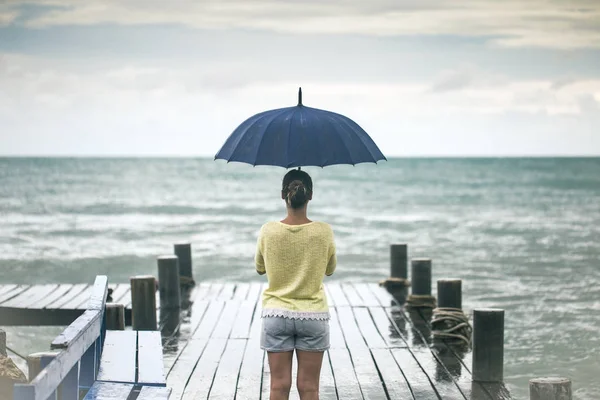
[0,157,599,399]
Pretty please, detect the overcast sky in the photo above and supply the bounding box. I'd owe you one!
[0,0,599,156]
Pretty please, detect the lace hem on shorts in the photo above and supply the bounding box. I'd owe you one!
[261,308,330,320]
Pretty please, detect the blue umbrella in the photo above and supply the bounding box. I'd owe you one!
[215,88,386,168]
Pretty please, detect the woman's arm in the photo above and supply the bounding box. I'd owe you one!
[255,232,266,275]
[325,228,337,276]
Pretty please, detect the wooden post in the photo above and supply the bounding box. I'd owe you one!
[437,279,462,309]
[411,258,432,295]
[174,243,194,281]
[472,308,504,382]
[390,244,408,279]
[530,377,572,400]
[130,276,157,331]
[0,329,6,357]
[105,304,125,330]
[158,256,181,311]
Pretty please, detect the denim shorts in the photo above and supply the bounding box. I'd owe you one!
[261,317,330,352]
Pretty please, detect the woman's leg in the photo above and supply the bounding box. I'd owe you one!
[296,350,324,400]
[268,350,294,400]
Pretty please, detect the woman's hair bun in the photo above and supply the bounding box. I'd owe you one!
[282,169,313,209]
[287,180,307,208]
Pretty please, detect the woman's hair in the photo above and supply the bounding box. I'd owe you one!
[282,169,313,209]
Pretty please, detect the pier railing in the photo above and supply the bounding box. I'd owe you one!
[13,275,108,400]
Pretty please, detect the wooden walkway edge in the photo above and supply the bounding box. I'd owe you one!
[0,281,511,399]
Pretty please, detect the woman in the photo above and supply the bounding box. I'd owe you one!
[255,169,336,400]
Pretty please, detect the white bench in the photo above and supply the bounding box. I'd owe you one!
[97,330,166,387]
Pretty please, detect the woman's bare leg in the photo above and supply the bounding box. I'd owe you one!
[268,351,294,400]
[296,350,324,400]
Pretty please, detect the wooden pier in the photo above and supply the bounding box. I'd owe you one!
[0,283,137,326]
[2,280,511,399]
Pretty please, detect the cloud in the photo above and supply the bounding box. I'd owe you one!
[1,52,600,157]
[4,0,600,49]
[431,68,474,92]
[0,9,19,26]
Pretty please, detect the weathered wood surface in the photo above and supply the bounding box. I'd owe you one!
[2,281,511,399]
[14,276,108,400]
[160,282,511,399]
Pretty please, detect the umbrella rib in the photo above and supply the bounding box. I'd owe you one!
[249,108,291,166]
[342,114,385,164]
[336,116,385,163]
[322,112,356,166]
[286,107,298,169]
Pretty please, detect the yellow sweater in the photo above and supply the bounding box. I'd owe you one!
[255,221,336,320]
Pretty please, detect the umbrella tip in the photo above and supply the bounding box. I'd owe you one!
[298,87,302,106]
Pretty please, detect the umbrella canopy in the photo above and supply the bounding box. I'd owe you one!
[215,88,386,168]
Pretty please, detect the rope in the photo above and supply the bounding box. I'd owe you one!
[5,345,27,362]
[431,307,472,347]
[180,276,196,289]
[378,277,410,288]
[405,294,437,309]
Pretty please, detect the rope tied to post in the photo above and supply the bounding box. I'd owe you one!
[179,276,196,289]
[405,294,437,309]
[431,307,472,347]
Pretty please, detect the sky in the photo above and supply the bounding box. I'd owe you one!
[0,0,599,156]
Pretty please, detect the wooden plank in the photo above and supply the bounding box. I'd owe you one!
[324,283,335,307]
[192,301,225,340]
[347,347,388,399]
[208,338,246,399]
[368,307,408,348]
[205,283,225,300]
[328,348,363,399]
[166,338,210,400]
[248,304,263,342]
[371,349,414,399]
[138,331,166,386]
[352,283,381,307]
[391,348,440,399]
[37,284,75,309]
[163,298,210,374]
[2,284,59,308]
[165,294,216,394]
[48,284,88,308]
[108,284,130,304]
[212,300,241,339]
[320,351,338,400]
[328,308,346,349]
[0,284,18,297]
[235,339,264,399]
[87,276,109,310]
[327,284,349,307]
[410,348,465,399]
[181,337,228,400]
[218,282,236,300]
[335,307,367,349]
[0,285,31,305]
[138,386,172,399]
[51,309,101,349]
[15,309,103,400]
[189,283,211,302]
[58,285,93,309]
[96,331,137,384]
[232,283,250,300]
[367,283,397,308]
[333,305,386,399]
[246,282,263,304]
[230,300,257,339]
[82,382,134,399]
[352,307,387,349]
[341,283,364,307]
